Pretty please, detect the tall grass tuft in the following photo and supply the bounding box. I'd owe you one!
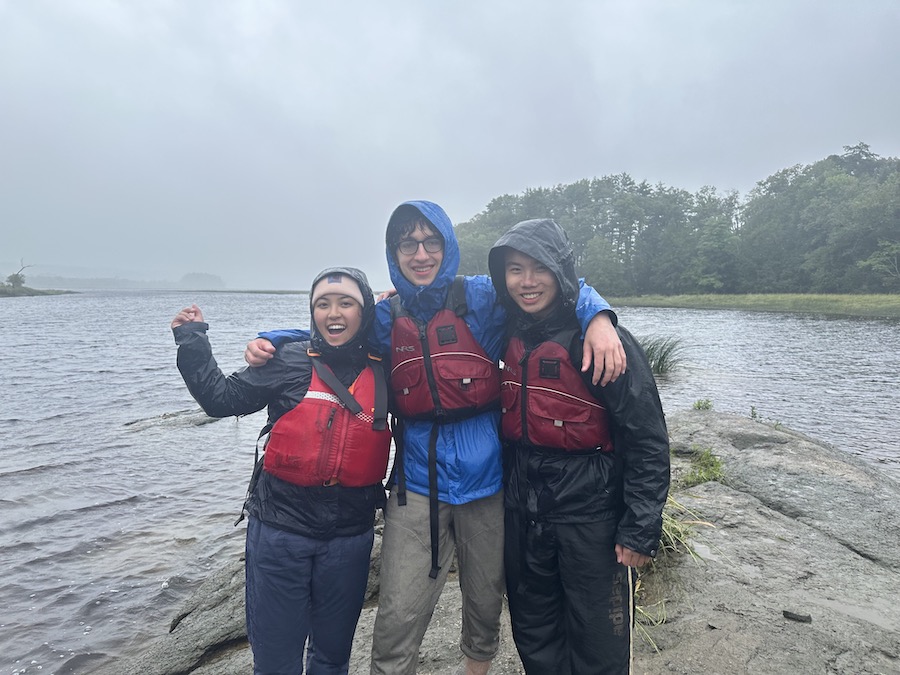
[635,496,714,649]
[655,496,705,563]
[638,336,684,376]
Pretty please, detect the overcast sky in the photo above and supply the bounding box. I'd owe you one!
[2,1,898,290]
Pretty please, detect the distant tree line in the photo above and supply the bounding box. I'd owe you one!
[455,143,900,294]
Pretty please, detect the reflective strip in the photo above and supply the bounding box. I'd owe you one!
[305,390,374,424]
[306,390,343,406]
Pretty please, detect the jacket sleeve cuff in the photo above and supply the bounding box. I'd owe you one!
[172,321,209,344]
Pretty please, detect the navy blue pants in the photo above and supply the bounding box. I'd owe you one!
[245,518,374,675]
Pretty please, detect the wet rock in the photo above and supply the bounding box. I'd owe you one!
[638,411,900,675]
[96,410,900,675]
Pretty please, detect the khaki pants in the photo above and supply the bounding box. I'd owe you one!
[370,489,505,675]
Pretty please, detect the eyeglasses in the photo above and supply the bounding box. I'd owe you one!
[397,236,444,255]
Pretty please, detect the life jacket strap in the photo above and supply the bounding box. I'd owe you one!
[309,354,364,414]
[387,416,408,506]
[234,422,273,526]
[427,422,441,579]
[369,354,388,431]
[447,275,468,317]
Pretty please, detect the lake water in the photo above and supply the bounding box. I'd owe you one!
[1,291,898,674]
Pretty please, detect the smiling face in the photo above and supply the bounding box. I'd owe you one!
[504,249,560,319]
[395,221,444,287]
[312,294,364,347]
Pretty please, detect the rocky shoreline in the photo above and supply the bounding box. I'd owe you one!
[95,410,900,674]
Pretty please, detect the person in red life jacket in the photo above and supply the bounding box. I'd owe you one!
[171,267,390,675]
[487,219,671,675]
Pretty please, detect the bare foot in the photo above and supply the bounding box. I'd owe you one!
[465,656,491,675]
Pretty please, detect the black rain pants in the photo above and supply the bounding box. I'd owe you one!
[504,510,635,675]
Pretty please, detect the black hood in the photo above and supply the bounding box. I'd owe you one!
[488,218,580,310]
[308,266,375,358]
[488,219,581,341]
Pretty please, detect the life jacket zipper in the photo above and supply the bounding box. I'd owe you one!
[317,407,338,482]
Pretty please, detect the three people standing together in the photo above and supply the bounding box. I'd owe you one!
[174,199,669,674]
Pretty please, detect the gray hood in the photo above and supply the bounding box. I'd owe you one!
[308,266,375,357]
[488,218,580,312]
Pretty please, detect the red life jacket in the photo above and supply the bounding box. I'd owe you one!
[263,356,392,487]
[389,277,500,421]
[501,331,614,452]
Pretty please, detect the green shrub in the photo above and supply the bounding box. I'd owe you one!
[681,447,724,487]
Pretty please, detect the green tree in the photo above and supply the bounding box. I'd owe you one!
[456,194,526,275]
[582,233,628,295]
[453,142,899,295]
[683,187,741,292]
[632,184,694,294]
[858,241,900,290]
[737,165,810,292]
[5,273,25,288]
[5,260,32,288]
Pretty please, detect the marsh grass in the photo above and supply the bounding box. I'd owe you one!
[634,577,666,651]
[635,495,715,649]
[656,496,710,563]
[611,293,900,318]
[638,336,684,376]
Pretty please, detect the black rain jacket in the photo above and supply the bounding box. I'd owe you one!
[488,219,670,556]
[173,266,386,539]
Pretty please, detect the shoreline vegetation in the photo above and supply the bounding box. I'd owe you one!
[5,287,899,319]
[610,293,900,319]
[0,286,75,297]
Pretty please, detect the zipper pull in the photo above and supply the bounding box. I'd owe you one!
[519,346,533,366]
[327,409,336,429]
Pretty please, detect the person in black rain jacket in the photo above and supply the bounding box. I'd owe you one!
[488,220,671,675]
[171,267,390,675]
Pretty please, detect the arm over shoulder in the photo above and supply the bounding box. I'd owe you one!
[591,327,670,556]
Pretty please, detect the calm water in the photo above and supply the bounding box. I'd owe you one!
[1,291,898,674]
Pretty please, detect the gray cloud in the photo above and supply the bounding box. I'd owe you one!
[2,0,898,290]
